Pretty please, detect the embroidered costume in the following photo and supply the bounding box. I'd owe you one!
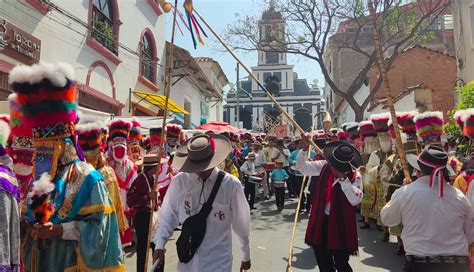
[12,62,124,272]
[0,117,21,272]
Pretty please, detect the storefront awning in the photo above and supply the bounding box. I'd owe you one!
[132,90,189,115]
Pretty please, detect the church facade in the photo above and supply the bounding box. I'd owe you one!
[225,2,324,133]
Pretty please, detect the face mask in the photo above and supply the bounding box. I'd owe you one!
[112,144,127,162]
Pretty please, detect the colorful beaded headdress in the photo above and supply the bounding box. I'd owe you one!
[414,111,444,145]
[396,111,418,141]
[456,108,474,140]
[129,120,142,145]
[342,122,359,140]
[9,63,78,180]
[370,113,390,134]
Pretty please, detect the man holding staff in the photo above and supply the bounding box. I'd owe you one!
[296,133,363,272]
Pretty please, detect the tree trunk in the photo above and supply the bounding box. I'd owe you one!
[354,108,364,122]
[368,0,411,182]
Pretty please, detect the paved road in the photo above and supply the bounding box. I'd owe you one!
[125,197,404,271]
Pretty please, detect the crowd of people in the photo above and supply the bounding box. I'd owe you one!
[0,61,474,272]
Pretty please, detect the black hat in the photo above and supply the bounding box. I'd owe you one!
[406,145,455,197]
[406,145,448,174]
[323,141,362,173]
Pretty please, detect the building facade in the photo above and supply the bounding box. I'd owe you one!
[0,0,169,116]
[167,44,227,129]
[453,0,474,86]
[324,1,454,124]
[225,2,324,133]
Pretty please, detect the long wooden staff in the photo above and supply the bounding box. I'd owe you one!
[144,0,179,270]
[367,1,411,182]
[194,10,323,156]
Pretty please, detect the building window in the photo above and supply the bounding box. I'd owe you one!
[91,0,118,55]
[266,52,279,64]
[263,72,272,82]
[140,32,156,83]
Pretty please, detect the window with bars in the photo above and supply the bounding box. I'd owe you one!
[141,34,155,82]
[91,0,118,54]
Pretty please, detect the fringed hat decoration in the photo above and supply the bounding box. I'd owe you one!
[359,121,377,140]
[27,173,54,224]
[414,111,444,145]
[396,111,418,141]
[9,63,78,180]
[150,127,164,147]
[370,113,390,134]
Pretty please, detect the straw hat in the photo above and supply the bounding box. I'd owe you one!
[173,134,231,173]
[136,154,166,168]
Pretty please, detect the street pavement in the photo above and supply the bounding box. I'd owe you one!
[125,197,404,271]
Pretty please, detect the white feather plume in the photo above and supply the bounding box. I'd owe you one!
[458,108,474,122]
[76,121,106,133]
[359,120,373,126]
[342,122,359,130]
[370,112,391,121]
[413,111,443,122]
[28,173,54,199]
[8,62,75,87]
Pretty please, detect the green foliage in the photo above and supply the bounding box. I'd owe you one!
[445,83,474,154]
[93,20,116,53]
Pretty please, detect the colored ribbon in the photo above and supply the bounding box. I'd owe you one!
[418,157,446,198]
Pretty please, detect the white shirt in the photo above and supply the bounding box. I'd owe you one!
[467,182,474,212]
[295,151,363,215]
[274,148,291,167]
[154,168,251,272]
[254,150,265,169]
[240,161,256,176]
[381,176,474,256]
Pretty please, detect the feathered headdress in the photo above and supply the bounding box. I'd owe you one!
[129,119,142,144]
[76,121,104,154]
[370,113,390,133]
[150,127,164,146]
[414,111,444,144]
[108,120,131,142]
[459,108,474,140]
[27,173,54,224]
[9,63,77,136]
[166,124,182,139]
[359,120,377,139]
[343,122,359,140]
[454,109,467,128]
[396,111,418,140]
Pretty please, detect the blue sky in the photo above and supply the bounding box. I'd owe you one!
[165,0,325,92]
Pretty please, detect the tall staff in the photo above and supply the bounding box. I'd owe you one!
[144,0,180,270]
[367,1,411,182]
[194,10,324,156]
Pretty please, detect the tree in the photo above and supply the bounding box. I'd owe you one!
[225,0,451,121]
[445,83,474,155]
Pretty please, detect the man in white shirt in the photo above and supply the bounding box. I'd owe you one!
[240,152,259,209]
[296,134,363,272]
[381,146,474,272]
[153,134,251,272]
[253,142,269,199]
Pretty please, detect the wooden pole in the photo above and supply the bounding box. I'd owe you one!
[367,0,411,182]
[144,0,179,270]
[194,10,324,156]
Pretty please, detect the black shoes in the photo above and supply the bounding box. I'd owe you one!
[396,246,406,256]
[382,232,390,242]
[360,223,370,229]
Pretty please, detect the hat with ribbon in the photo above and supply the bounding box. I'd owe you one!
[406,145,449,197]
[173,134,231,173]
[323,141,362,173]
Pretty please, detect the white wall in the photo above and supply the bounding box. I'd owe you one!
[0,0,166,116]
[369,92,416,115]
[338,84,370,123]
[170,77,203,128]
